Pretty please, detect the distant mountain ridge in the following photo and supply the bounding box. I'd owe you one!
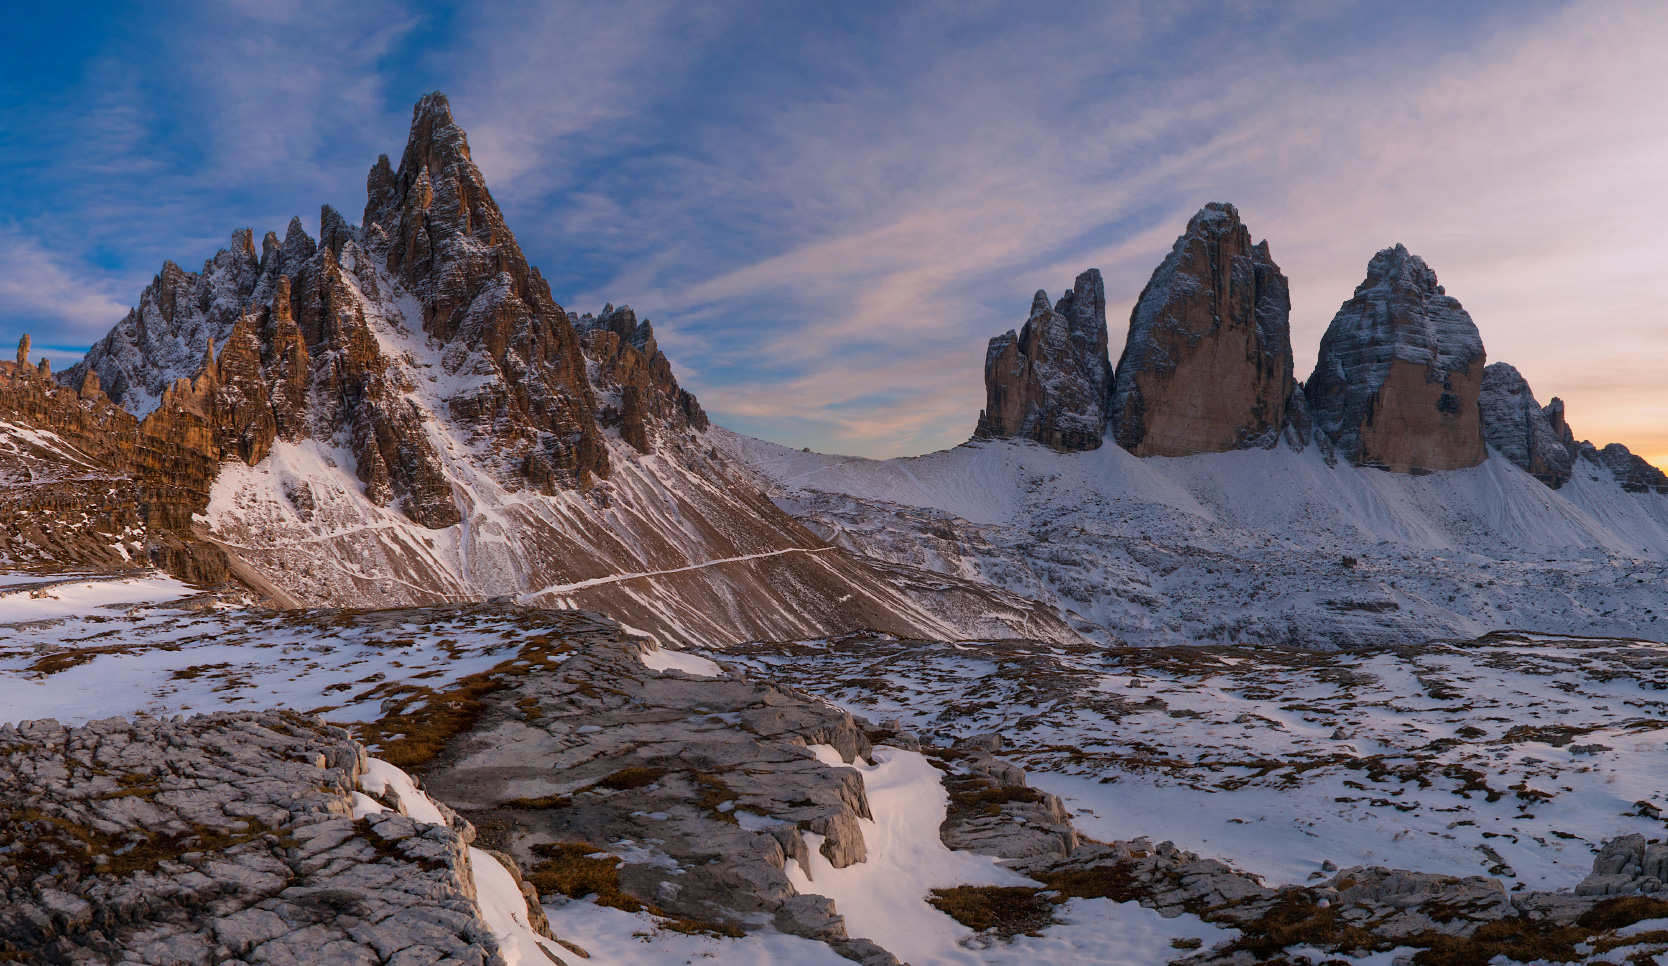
[972,202,1664,492]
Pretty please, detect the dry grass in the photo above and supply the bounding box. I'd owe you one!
[500,793,572,810]
[594,766,665,791]
[352,632,576,769]
[927,886,1055,938]
[526,842,643,913]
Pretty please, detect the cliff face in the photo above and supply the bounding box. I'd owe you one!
[363,92,608,490]
[1306,245,1488,473]
[1479,363,1574,487]
[2,339,225,581]
[973,269,1112,452]
[68,94,620,531]
[573,304,708,455]
[1110,203,1300,457]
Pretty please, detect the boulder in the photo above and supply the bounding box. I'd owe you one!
[1306,245,1488,472]
[974,269,1112,452]
[1111,202,1300,456]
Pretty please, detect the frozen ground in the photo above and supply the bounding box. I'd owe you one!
[723,632,1668,893]
[716,429,1668,649]
[789,744,1238,965]
[0,571,564,727]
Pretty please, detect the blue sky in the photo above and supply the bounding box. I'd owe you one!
[3,1,1666,460]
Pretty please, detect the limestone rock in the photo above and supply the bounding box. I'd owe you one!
[1306,245,1488,472]
[1479,363,1573,487]
[1582,441,1668,495]
[974,269,1112,452]
[1111,203,1299,456]
[1576,834,1668,895]
[363,91,608,489]
[1,343,227,580]
[0,712,517,966]
[573,304,708,455]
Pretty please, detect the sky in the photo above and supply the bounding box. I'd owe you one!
[1,0,1665,462]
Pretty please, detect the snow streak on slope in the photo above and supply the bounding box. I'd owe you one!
[726,633,1668,892]
[717,430,1668,647]
[194,243,1080,648]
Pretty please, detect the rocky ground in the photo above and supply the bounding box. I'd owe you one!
[0,711,561,965]
[6,573,1668,964]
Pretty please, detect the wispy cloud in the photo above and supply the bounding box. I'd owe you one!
[2,0,1663,462]
[0,227,134,359]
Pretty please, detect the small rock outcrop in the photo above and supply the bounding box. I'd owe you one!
[1577,834,1668,895]
[974,269,1112,452]
[1479,362,1574,486]
[412,626,898,963]
[1111,203,1300,456]
[1306,245,1488,472]
[1583,441,1668,495]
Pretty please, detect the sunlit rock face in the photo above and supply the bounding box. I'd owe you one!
[1110,203,1301,457]
[1306,244,1488,473]
[974,268,1112,452]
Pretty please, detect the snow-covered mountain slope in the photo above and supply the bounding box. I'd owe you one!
[190,246,1074,645]
[716,429,1668,647]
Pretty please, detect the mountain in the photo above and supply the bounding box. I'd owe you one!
[1306,245,1488,472]
[22,93,1079,648]
[1111,202,1302,456]
[973,269,1112,452]
[716,214,1668,649]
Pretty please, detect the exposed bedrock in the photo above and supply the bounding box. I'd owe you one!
[1110,202,1302,457]
[0,712,528,966]
[974,268,1112,452]
[1479,362,1575,487]
[1306,244,1488,473]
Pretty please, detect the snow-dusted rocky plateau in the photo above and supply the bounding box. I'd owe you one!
[4,92,1668,965]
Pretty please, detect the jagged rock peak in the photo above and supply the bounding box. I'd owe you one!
[974,268,1111,452]
[1111,202,1300,457]
[1479,362,1574,487]
[15,334,27,367]
[573,304,709,452]
[1306,245,1488,473]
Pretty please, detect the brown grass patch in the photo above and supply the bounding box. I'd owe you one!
[595,766,665,791]
[1035,863,1143,903]
[659,917,747,938]
[527,842,642,912]
[500,793,572,810]
[927,886,1055,938]
[351,632,576,769]
[1579,896,1668,932]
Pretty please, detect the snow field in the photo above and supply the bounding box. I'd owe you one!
[716,429,1668,648]
[723,634,1668,894]
[0,571,564,727]
[787,744,1240,965]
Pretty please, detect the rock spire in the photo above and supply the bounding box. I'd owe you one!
[1478,363,1574,487]
[1110,203,1300,456]
[1306,245,1487,473]
[973,269,1112,452]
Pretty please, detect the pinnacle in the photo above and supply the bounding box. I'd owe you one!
[1188,202,1241,231]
